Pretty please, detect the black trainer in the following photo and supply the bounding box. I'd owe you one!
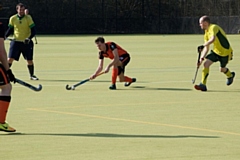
[124,78,136,87]
[194,83,207,91]
[226,72,235,86]
[109,84,116,90]
[30,75,39,80]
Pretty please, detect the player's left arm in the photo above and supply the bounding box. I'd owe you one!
[104,49,119,73]
[28,25,36,39]
[200,39,215,61]
[27,15,36,39]
[24,25,36,44]
[25,16,36,43]
[104,43,119,73]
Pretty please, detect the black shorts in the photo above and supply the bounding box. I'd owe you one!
[206,50,230,68]
[8,40,34,61]
[0,64,10,86]
[118,54,130,75]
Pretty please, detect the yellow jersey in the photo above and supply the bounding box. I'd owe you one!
[204,24,232,56]
[8,14,35,41]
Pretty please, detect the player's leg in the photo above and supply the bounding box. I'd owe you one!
[23,41,39,80]
[201,59,213,85]
[0,64,16,132]
[118,55,136,87]
[109,54,136,90]
[8,41,21,67]
[118,65,136,86]
[27,60,38,80]
[219,55,235,86]
[8,58,15,67]
[109,62,120,90]
[194,51,216,91]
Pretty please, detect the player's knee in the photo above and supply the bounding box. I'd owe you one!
[0,84,12,95]
[27,60,33,65]
[8,58,14,63]
[118,76,125,82]
[220,67,226,72]
[203,60,212,68]
[119,78,124,82]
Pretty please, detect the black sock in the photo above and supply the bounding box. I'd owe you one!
[27,65,34,76]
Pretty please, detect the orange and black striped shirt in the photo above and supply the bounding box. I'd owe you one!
[99,42,129,60]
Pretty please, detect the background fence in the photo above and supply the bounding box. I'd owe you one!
[0,0,240,34]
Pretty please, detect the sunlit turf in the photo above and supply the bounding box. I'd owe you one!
[1,34,240,160]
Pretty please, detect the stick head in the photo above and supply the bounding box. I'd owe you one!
[192,79,195,84]
[36,84,42,91]
[66,85,75,90]
[66,85,72,90]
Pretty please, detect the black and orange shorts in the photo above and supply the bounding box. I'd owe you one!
[118,53,130,75]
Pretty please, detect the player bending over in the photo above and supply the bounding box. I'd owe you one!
[90,37,136,90]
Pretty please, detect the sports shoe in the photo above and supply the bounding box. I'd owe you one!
[109,84,116,90]
[0,122,16,132]
[30,75,39,80]
[124,78,136,87]
[194,83,207,91]
[226,72,235,86]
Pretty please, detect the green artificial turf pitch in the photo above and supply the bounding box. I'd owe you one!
[1,35,240,160]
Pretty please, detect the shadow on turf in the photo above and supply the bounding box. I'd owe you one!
[206,90,240,93]
[2,133,219,138]
[131,86,192,91]
[39,79,109,83]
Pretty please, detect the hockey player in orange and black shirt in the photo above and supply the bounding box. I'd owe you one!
[90,37,136,90]
[0,19,16,132]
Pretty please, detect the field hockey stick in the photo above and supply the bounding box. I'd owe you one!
[5,38,24,43]
[34,36,38,44]
[66,72,105,90]
[15,78,42,92]
[192,50,201,84]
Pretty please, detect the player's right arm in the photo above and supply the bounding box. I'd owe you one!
[197,45,209,67]
[201,25,217,58]
[90,59,104,79]
[5,17,14,38]
[5,27,13,38]
[199,44,209,59]
[24,16,36,44]
[197,28,215,66]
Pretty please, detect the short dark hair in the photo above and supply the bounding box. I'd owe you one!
[95,37,105,43]
[16,3,25,10]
